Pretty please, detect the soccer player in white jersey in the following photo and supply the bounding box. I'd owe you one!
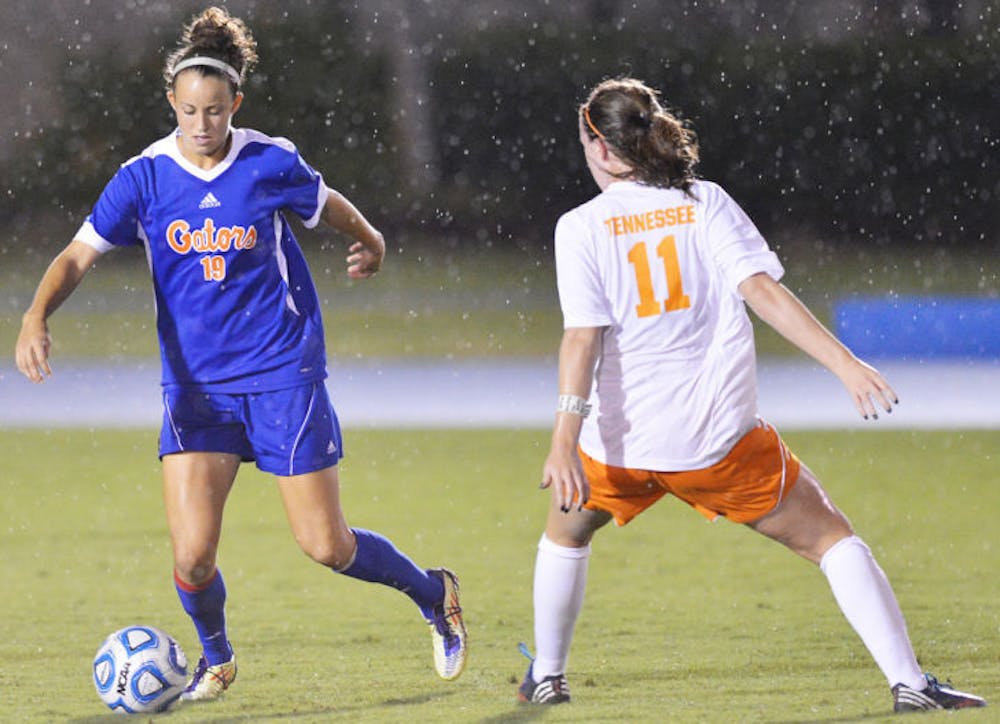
[14,6,466,702]
[517,77,984,714]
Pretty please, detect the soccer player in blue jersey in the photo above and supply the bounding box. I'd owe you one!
[14,6,466,701]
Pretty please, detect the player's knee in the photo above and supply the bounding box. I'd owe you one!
[545,508,610,548]
[173,553,216,587]
[792,524,856,565]
[297,534,353,569]
[545,529,594,548]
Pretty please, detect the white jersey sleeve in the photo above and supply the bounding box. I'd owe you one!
[554,212,613,328]
[700,181,784,290]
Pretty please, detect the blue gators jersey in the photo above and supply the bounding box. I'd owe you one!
[77,128,329,392]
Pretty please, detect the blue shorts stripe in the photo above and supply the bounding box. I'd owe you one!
[162,390,185,452]
[288,384,318,475]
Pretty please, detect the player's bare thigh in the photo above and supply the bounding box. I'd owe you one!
[544,490,613,548]
[276,465,356,569]
[747,463,854,564]
[162,451,241,585]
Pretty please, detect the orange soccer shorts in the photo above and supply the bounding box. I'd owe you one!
[579,420,801,525]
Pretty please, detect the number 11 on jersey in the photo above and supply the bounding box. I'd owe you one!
[627,235,691,318]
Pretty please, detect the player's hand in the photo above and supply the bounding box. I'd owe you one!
[346,239,383,279]
[541,445,590,513]
[835,356,898,420]
[15,314,53,383]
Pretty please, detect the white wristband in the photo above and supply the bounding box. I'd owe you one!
[557,394,592,418]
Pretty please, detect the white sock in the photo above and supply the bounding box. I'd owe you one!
[532,534,591,680]
[820,535,926,690]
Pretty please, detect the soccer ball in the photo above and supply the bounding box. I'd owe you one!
[93,625,188,714]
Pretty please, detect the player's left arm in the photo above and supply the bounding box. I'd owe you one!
[739,271,898,419]
[320,187,385,279]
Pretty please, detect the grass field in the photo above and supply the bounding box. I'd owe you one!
[2,239,996,361]
[1,427,997,722]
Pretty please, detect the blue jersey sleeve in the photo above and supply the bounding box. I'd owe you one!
[87,165,143,247]
[281,152,326,228]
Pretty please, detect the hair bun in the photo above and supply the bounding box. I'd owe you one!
[582,77,699,192]
[164,6,259,89]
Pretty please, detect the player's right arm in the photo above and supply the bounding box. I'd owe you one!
[542,325,603,512]
[546,211,609,511]
[15,239,102,383]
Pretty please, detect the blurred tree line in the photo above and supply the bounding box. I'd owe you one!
[3,2,997,259]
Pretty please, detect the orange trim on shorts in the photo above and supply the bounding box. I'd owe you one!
[579,420,801,526]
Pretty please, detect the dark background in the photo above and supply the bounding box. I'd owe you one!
[1,0,997,266]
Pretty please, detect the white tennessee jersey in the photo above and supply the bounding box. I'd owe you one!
[555,179,784,471]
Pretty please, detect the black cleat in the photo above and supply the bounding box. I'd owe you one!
[892,673,986,713]
[518,661,570,704]
[516,645,570,704]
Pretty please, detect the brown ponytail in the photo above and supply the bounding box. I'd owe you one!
[581,78,699,195]
[164,6,259,91]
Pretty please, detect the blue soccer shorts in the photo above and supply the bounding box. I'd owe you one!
[159,382,344,476]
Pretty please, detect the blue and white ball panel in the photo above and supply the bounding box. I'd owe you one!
[92,625,188,714]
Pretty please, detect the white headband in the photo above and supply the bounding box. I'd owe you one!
[172,56,241,85]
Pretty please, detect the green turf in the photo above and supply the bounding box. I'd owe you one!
[0,243,564,362]
[0,428,996,722]
[2,240,996,361]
